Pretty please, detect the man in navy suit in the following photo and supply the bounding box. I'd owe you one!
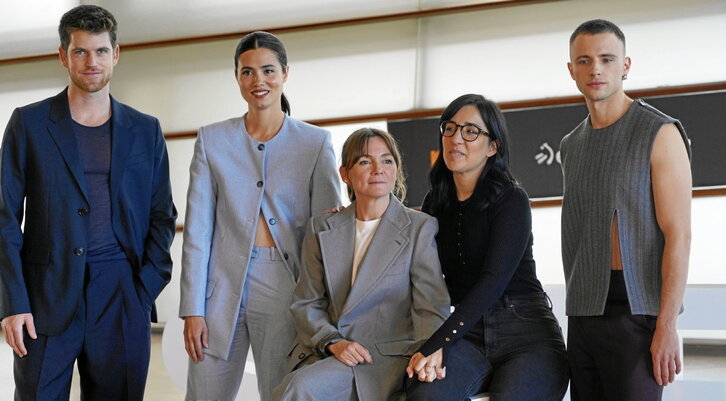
[0,5,176,400]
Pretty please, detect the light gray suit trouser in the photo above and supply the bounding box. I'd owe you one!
[186,247,296,401]
[273,356,359,401]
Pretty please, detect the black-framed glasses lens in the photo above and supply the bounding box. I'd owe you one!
[439,121,487,142]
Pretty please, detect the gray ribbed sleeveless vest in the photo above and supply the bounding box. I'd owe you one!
[560,99,690,316]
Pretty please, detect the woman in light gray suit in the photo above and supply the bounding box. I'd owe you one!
[179,31,341,401]
[273,128,451,401]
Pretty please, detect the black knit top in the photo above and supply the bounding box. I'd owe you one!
[418,181,543,356]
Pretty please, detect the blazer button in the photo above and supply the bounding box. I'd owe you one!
[77,208,88,216]
[257,181,263,188]
[284,253,289,260]
[74,248,85,256]
[298,353,306,360]
[257,144,265,151]
[268,218,276,225]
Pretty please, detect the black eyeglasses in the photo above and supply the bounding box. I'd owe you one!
[439,120,489,142]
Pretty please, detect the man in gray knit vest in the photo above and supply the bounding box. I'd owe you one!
[560,19,691,401]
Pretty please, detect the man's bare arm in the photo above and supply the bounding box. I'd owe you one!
[650,122,691,386]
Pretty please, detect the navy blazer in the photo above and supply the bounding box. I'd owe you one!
[0,89,177,336]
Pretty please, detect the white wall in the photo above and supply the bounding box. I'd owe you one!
[5,0,726,127]
[1,0,724,322]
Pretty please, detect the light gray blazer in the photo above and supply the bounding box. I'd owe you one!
[179,115,340,359]
[291,196,450,400]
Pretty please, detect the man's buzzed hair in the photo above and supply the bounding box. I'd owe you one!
[570,19,626,52]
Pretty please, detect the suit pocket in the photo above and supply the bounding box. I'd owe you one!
[205,280,216,299]
[376,338,414,357]
[134,277,153,311]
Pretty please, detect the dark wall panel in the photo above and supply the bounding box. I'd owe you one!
[389,90,726,206]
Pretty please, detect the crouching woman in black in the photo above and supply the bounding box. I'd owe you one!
[406,94,569,401]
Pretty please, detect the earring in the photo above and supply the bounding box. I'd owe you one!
[622,74,628,80]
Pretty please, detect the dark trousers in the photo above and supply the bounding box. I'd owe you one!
[568,271,663,401]
[13,259,153,401]
[407,293,569,401]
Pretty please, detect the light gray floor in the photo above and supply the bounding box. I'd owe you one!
[1,331,725,400]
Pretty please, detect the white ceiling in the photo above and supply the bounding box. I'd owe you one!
[0,0,508,60]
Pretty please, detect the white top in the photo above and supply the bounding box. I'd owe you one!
[351,218,382,284]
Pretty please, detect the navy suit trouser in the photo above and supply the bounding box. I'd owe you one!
[13,258,153,401]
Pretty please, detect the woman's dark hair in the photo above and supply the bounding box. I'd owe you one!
[426,94,517,215]
[341,128,407,202]
[234,31,291,115]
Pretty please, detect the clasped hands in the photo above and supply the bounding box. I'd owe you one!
[328,341,445,383]
[406,348,445,382]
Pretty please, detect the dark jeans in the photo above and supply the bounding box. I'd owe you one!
[568,271,663,401]
[407,293,569,401]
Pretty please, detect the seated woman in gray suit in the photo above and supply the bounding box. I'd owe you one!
[273,128,451,401]
[179,31,340,401]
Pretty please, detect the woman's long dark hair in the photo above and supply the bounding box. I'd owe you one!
[426,94,517,215]
[234,31,291,115]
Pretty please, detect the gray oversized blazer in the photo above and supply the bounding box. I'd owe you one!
[291,196,451,400]
[179,115,340,359]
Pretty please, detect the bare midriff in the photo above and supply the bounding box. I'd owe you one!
[611,213,624,271]
[254,211,276,247]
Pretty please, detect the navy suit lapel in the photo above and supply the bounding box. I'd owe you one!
[318,205,356,319]
[109,96,135,199]
[46,90,89,203]
[343,197,410,316]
